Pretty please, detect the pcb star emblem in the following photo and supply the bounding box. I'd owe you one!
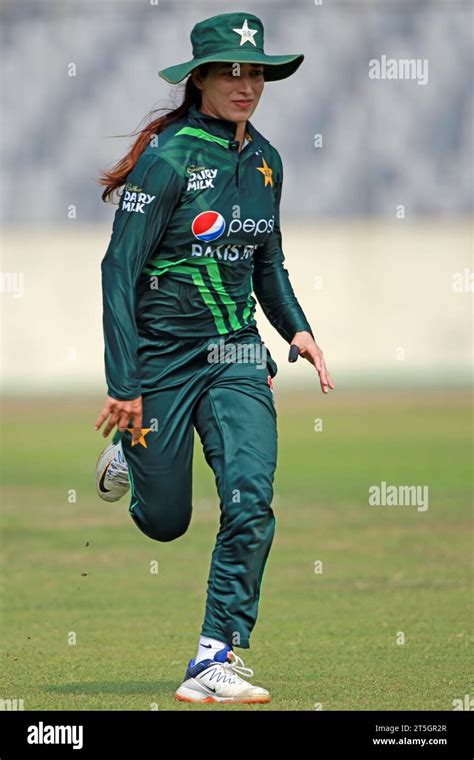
[232,19,258,47]
[126,427,152,447]
[256,157,273,187]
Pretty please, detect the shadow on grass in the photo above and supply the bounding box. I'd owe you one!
[42,682,270,709]
[43,681,175,696]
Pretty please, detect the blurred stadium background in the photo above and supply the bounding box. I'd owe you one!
[1,0,472,711]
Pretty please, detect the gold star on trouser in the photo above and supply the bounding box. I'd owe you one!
[256,157,273,187]
[126,428,152,447]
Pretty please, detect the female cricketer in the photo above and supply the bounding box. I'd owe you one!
[94,12,334,704]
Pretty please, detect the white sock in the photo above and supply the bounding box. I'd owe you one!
[195,635,231,664]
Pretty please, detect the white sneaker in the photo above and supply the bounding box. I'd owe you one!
[96,440,130,502]
[175,648,271,704]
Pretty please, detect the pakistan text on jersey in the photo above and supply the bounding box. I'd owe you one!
[191,243,258,260]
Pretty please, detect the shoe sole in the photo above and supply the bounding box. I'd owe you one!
[95,444,129,503]
[175,687,270,704]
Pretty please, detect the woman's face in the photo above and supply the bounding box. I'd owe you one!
[192,62,264,123]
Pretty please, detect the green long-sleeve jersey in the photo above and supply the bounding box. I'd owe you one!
[101,103,314,400]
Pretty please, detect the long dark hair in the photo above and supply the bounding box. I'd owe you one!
[97,64,210,203]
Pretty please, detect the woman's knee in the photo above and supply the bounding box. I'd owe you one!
[130,500,191,542]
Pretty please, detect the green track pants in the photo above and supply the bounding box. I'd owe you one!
[117,324,279,649]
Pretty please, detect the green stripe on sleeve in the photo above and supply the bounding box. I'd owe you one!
[175,126,229,149]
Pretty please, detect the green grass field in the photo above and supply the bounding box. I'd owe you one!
[1,388,472,711]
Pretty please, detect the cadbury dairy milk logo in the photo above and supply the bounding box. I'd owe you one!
[186,167,218,191]
[121,188,156,213]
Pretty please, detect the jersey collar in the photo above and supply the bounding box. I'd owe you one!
[186,103,266,149]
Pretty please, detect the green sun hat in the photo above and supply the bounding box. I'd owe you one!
[158,12,304,84]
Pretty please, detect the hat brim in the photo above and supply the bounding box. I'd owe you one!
[158,50,304,84]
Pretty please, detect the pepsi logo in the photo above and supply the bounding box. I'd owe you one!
[192,211,225,242]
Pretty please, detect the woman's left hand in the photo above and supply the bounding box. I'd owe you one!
[290,331,335,394]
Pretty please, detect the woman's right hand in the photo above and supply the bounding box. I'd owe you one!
[94,395,143,444]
